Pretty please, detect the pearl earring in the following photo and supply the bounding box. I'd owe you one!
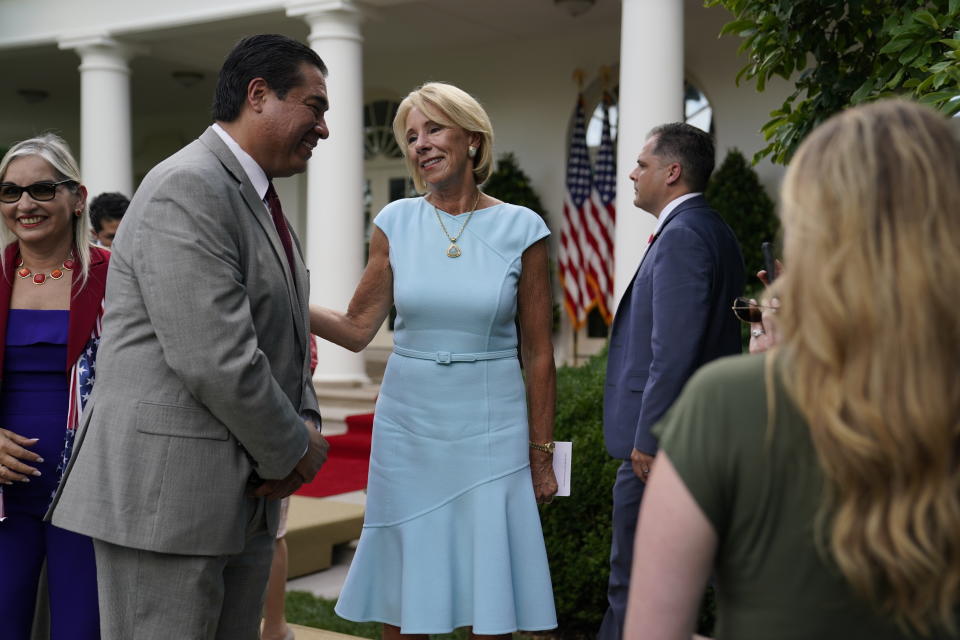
[468,145,477,158]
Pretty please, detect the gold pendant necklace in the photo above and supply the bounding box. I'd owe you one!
[431,190,481,258]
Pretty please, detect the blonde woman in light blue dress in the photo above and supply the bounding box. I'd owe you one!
[309,82,558,639]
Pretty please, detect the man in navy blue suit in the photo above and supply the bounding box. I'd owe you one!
[598,123,744,639]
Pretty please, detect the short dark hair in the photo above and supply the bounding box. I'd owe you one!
[89,191,129,232]
[212,34,327,122]
[648,123,715,192]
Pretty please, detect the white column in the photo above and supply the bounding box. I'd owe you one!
[613,0,684,306]
[288,1,369,384]
[59,36,138,199]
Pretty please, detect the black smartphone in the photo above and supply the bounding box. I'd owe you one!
[761,241,777,284]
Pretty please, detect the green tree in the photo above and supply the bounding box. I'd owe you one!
[484,152,548,222]
[706,0,960,163]
[705,148,778,294]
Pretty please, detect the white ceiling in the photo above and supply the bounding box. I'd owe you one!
[0,0,623,124]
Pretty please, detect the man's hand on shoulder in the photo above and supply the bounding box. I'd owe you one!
[294,419,329,484]
[631,448,655,482]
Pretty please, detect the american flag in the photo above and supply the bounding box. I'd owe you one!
[559,94,616,329]
[588,94,616,323]
[559,95,592,329]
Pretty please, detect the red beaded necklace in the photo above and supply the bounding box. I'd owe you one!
[16,254,76,285]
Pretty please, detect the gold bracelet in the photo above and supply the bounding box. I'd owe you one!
[529,441,555,454]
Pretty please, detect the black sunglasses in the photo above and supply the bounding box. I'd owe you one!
[731,297,778,324]
[0,179,78,204]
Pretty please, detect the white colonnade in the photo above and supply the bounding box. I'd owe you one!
[58,35,137,200]
[289,0,369,384]
[612,0,685,306]
[51,1,670,374]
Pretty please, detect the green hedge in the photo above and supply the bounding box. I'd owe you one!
[539,349,619,638]
[540,349,716,638]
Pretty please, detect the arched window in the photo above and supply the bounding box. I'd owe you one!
[579,78,714,340]
[683,83,712,134]
[364,99,403,160]
[584,81,712,150]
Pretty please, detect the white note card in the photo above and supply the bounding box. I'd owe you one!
[553,441,572,497]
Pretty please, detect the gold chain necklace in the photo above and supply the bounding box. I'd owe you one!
[431,190,481,258]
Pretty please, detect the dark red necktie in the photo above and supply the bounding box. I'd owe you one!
[265,183,296,274]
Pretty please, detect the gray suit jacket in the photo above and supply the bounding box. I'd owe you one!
[51,127,320,555]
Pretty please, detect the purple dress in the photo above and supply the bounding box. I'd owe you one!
[0,309,99,640]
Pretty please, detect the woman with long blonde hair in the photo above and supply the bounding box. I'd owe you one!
[625,100,960,639]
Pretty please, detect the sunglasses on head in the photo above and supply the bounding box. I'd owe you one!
[731,297,778,324]
[0,179,78,204]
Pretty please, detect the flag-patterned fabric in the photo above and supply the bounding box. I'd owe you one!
[559,93,616,329]
[588,95,616,323]
[559,96,593,329]
[56,300,104,499]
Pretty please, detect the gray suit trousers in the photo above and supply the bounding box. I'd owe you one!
[93,497,274,640]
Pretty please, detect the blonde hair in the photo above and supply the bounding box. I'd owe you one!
[392,82,494,193]
[0,133,92,285]
[774,100,960,634]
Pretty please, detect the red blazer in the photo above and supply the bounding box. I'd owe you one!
[0,242,111,377]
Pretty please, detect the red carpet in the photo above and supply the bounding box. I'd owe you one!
[295,413,373,498]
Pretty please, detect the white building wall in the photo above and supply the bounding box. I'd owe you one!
[363,25,621,241]
[0,0,794,368]
[1,0,791,231]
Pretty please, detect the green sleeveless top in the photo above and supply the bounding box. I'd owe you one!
[654,353,958,640]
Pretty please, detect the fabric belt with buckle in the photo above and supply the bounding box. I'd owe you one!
[392,345,518,365]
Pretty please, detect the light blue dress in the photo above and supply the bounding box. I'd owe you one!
[335,197,558,634]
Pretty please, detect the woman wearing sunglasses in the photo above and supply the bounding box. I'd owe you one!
[626,100,960,639]
[0,134,109,639]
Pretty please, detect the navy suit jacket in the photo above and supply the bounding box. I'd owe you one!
[604,195,744,459]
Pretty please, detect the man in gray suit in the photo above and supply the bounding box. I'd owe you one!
[51,34,330,639]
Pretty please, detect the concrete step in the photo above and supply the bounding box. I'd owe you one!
[314,381,378,434]
[287,624,367,640]
[313,384,379,411]
[317,406,359,436]
[286,497,365,579]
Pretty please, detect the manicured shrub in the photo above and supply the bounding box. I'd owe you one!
[539,349,619,638]
[705,148,778,298]
[540,349,717,637]
[484,152,548,221]
[706,149,779,348]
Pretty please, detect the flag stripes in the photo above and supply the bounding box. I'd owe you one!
[559,93,616,330]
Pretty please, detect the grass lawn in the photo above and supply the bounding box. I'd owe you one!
[286,591,536,639]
